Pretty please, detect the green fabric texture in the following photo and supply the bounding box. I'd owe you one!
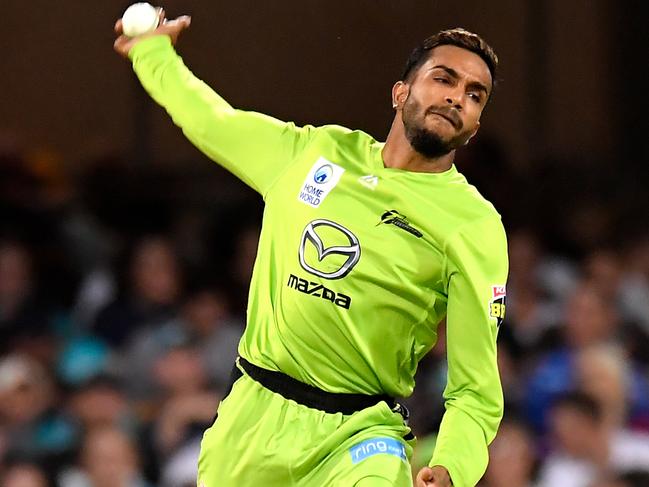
[198,370,414,486]
[130,35,508,486]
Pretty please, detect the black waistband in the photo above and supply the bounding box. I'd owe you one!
[235,357,396,415]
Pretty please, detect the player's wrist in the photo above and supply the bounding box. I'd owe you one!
[430,465,453,486]
[127,34,174,61]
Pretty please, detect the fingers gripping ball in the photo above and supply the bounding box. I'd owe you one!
[121,3,160,37]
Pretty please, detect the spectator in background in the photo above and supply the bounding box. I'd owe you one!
[0,241,57,359]
[1,462,51,487]
[150,345,219,447]
[498,229,574,362]
[583,248,624,302]
[56,335,114,391]
[575,344,649,432]
[122,285,242,400]
[591,472,649,487]
[72,266,117,332]
[182,287,242,388]
[0,422,7,464]
[0,354,77,476]
[481,417,538,487]
[507,229,577,305]
[590,478,630,487]
[524,281,622,432]
[227,224,260,312]
[619,236,649,334]
[138,344,219,487]
[0,241,33,333]
[58,426,150,487]
[495,339,526,412]
[92,236,182,348]
[537,392,649,487]
[583,247,649,372]
[617,472,649,487]
[66,376,136,435]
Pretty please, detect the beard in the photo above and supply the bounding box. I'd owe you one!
[402,95,467,159]
[404,124,452,159]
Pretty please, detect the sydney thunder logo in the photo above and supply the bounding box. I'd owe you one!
[377,210,423,238]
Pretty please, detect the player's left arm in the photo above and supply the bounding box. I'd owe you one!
[427,215,508,487]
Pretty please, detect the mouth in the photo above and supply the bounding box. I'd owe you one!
[427,110,459,129]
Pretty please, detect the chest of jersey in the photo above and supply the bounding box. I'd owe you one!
[265,150,450,321]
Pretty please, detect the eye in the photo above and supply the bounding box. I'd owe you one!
[468,92,482,103]
[434,77,450,84]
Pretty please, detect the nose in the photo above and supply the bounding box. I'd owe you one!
[445,96,462,111]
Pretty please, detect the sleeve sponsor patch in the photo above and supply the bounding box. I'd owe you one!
[489,285,506,326]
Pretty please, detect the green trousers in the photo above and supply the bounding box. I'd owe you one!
[197,367,415,486]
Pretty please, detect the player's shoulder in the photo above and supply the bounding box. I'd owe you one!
[441,172,506,248]
[312,124,377,149]
[449,170,502,224]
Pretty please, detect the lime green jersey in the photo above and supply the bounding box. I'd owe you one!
[130,36,508,487]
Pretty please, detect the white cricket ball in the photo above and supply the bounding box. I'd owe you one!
[121,3,160,37]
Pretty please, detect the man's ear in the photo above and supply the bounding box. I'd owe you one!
[392,81,409,110]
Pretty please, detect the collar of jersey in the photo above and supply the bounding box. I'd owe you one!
[370,141,461,181]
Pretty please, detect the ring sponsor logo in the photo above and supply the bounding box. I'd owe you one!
[349,437,407,464]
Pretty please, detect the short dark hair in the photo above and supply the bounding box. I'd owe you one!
[619,471,649,487]
[402,28,499,85]
[552,391,603,423]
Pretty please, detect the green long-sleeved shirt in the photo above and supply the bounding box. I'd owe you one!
[129,35,508,487]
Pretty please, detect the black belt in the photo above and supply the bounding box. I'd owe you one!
[234,357,399,416]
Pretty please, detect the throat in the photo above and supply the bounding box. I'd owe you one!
[381,141,455,173]
[383,115,456,173]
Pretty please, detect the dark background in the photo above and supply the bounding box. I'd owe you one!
[1,1,645,166]
[3,0,648,250]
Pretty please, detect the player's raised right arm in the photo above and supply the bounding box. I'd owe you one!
[114,14,316,197]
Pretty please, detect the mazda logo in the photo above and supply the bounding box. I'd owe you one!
[298,219,361,279]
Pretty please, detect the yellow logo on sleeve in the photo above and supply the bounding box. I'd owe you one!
[489,285,506,326]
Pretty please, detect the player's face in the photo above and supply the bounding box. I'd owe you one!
[396,45,493,158]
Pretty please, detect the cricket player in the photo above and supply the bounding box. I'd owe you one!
[114,10,508,487]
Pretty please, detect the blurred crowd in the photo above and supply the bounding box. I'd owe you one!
[2,141,649,487]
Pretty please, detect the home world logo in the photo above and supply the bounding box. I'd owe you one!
[297,158,345,208]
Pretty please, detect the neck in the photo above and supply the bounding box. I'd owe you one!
[382,115,455,173]
[505,479,530,487]
[585,428,611,465]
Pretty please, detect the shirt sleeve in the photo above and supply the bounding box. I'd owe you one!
[128,35,317,197]
[430,216,508,487]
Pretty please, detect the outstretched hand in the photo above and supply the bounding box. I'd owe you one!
[415,466,453,487]
[113,8,191,58]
